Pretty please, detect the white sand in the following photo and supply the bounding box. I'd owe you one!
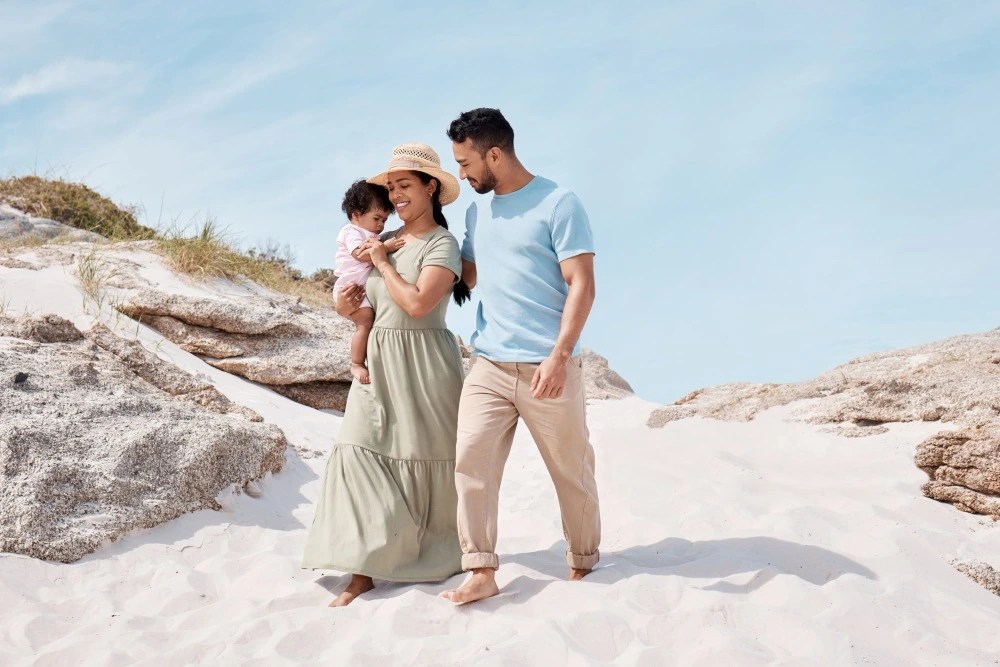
[2,246,1000,665]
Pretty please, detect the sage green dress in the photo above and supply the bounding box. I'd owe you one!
[302,227,465,581]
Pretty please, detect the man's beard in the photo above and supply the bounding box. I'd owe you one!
[472,165,498,194]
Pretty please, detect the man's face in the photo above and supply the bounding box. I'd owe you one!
[452,138,497,194]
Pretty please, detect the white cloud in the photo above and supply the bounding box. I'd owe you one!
[0,58,128,105]
[0,0,76,40]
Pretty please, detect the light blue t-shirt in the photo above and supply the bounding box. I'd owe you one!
[461,176,595,362]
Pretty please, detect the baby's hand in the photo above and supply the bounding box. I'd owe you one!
[385,237,406,253]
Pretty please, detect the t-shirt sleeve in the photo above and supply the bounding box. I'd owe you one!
[342,225,370,253]
[421,232,462,281]
[550,192,595,262]
[460,203,477,263]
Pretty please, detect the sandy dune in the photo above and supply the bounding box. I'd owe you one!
[2,245,999,665]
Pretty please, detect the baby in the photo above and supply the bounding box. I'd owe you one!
[335,179,404,384]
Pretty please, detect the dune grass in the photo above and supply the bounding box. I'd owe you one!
[74,247,119,312]
[0,176,155,240]
[2,176,335,308]
[157,219,334,308]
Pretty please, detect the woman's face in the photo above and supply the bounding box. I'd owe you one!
[385,171,435,223]
[350,206,390,234]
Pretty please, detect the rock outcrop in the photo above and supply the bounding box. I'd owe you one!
[648,328,1000,430]
[581,349,633,400]
[120,293,633,410]
[646,327,1000,519]
[0,314,287,562]
[916,425,1000,518]
[116,289,355,411]
[952,559,1000,597]
[0,204,105,243]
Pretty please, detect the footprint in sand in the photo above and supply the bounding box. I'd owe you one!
[624,576,682,615]
[274,620,342,662]
[562,611,634,663]
[388,599,470,638]
[22,614,76,654]
[34,644,134,667]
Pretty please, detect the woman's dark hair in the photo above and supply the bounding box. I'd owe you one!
[413,171,471,306]
[341,179,393,219]
[447,107,515,155]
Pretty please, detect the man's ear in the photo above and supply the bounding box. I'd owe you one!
[488,147,502,165]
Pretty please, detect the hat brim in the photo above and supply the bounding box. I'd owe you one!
[368,166,461,206]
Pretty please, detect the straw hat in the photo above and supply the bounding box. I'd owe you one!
[368,143,460,206]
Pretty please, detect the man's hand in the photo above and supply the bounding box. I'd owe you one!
[530,354,569,399]
[336,283,365,317]
[529,253,594,399]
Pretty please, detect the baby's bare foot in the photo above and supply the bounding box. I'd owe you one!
[351,363,370,384]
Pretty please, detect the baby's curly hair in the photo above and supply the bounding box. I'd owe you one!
[341,179,393,219]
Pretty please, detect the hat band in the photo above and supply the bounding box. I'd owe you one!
[388,158,438,170]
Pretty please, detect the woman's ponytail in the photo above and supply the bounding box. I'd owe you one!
[418,172,471,306]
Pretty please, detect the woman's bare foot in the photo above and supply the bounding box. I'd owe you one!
[568,567,592,581]
[440,569,499,605]
[329,574,374,607]
[351,362,370,384]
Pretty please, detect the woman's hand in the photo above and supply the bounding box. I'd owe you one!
[361,240,390,269]
[336,283,365,317]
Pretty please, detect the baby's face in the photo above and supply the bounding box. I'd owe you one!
[352,207,390,234]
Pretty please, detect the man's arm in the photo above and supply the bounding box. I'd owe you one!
[530,253,596,399]
[461,259,477,290]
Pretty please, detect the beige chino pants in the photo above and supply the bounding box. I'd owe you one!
[455,355,601,571]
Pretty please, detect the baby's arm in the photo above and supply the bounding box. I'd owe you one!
[352,236,405,260]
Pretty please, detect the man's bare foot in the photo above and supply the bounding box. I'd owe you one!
[568,568,592,581]
[351,362,370,384]
[329,574,374,607]
[440,569,499,604]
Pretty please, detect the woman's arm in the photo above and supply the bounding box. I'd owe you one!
[365,242,456,319]
[335,283,365,317]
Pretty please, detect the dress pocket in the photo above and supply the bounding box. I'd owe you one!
[358,382,387,442]
[340,381,387,446]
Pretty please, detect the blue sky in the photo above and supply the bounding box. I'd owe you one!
[2,1,999,404]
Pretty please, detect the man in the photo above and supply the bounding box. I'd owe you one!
[441,108,601,604]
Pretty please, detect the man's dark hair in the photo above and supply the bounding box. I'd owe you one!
[447,108,514,155]
[341,179,393,219]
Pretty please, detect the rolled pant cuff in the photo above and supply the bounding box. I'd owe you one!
[462,552,500,571]
[567,549,599,570]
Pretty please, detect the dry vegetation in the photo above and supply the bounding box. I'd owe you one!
[74,248,121,312]
[158,220,334,307]
[1,176,336,308]
[0,176,155,240]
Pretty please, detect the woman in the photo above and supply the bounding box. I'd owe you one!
[302,144,469,606]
